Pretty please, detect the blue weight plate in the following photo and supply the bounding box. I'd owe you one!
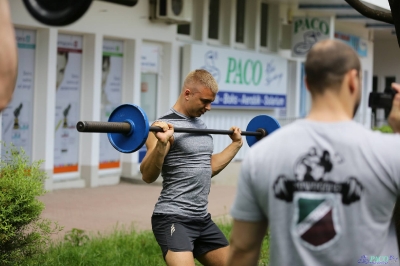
[108,104,149,153]
[246,115,280,147]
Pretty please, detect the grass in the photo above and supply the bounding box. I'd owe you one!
[22,220,270,266]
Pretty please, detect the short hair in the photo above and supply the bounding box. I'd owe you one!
[305,39,361,95]
[183,69,219,94]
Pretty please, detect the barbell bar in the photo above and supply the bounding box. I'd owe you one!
[76,104,281,153]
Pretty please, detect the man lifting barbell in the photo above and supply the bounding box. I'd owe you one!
[76,70,280,265]
[227,39,400,266]
[140,69,242,266]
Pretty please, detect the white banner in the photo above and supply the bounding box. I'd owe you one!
[99,39,124,169]
[2,28,36,159]
[182,44,288,109]
[291,17,332,57]
[54,34,83,174]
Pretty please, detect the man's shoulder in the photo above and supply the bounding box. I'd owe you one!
[156,109,186,122]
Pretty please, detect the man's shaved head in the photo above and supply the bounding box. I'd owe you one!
[305,39,361,95]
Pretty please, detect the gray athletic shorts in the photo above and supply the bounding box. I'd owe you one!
[151,213,229,259]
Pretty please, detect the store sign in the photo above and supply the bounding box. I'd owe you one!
[335,32,368,57]
[182,44,287,108]
[291,17,331,57]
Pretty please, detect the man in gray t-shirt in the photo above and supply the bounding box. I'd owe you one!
[140,69,243,266]
[227,39,400,266]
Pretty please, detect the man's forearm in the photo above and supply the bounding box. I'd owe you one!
[0,0,17,111]
[393,198,400,254]
[140,141,168,183]
[211,140,242,176]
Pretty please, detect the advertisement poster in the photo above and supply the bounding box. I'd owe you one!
[1,28,36,159]
[54,34,83,174]
[183,44,288,109]
[99,39,123,169]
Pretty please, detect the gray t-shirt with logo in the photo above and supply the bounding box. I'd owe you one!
[153,108,213,218]
[231,119,400,266]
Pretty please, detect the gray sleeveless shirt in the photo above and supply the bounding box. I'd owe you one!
[153,108,213,218]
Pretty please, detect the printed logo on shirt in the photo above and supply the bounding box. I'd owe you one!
[358,255,399,264]
[171,224,175,236]
[292,193,340,250]
[273,147,363,249]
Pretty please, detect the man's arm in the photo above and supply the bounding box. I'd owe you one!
[0,0,17,111]
[139,122,173,183]
[226,219,268,266]
[210,127,242,176]
[393,198,400,255]
[388,83,400,133]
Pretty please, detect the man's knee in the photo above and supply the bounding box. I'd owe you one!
[165,250,196,266]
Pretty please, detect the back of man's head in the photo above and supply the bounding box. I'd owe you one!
[183,69,219,94]
[305,39,361,95]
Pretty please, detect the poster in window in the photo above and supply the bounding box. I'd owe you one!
[54,34,83,174]
[99,39,124,169]
[1,28,36,159]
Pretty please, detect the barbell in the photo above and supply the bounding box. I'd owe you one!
[76,104,281,153]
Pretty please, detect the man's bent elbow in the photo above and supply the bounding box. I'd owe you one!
[142,175,153,184]
[141,172,158,184]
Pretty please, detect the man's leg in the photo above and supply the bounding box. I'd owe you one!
[165,251,196,266]
[193,215,230,266]
[196,246,229,266]
[152,214,199,265]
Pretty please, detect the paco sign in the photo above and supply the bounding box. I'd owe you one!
[182,44,287,109]
[291,16,332,57]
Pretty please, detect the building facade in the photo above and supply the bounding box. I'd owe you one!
[5,0,377,190]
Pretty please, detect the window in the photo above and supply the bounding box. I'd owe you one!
[208,0,220,40]
[141,73,158,122]
[235,0,245,43]
[260,3,268,47]
[177,24,191,35]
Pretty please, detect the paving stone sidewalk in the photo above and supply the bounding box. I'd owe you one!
[39,181,237,241]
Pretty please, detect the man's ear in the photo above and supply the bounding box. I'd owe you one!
[304,76,310,92]
[184,88,191,99]
[348,69,359,95]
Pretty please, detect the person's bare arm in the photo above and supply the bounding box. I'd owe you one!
[0,0,17,111]
[393,198,400,255]
[140,122,173,183]
[388,83,400,134]
[211,127,243,177]
[226,219,268,266]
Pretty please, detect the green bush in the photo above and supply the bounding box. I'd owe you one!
[0,143,62,265]
[373,125,393,133]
